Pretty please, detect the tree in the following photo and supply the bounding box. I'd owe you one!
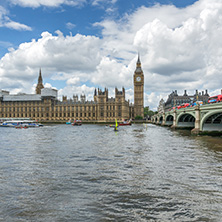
[135,115,143,120]
[144,106,149,116]
[144,106,155,119]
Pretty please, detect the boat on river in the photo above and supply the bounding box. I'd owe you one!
[118,119,132,126]
[66,119,72,124]
[0,119,43,128]
[119,120,132,126]
[114,119,118,131]
[72,120,82,126]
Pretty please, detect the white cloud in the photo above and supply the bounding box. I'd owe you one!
[67,77,80,85]
[0,6,32,31]
[66,22,76,30]
[58,84,95,101]
[91,56,131,88]
[4,21,32,31]
[1,0,222,110]
[0,41,13,48]
[0,31,102,92]
[9,0,87,8]
[92,0,117,6]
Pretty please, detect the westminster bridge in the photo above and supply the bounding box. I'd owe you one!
[151,102,222,134]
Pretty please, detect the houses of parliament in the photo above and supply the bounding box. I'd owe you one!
[0,57,144,122]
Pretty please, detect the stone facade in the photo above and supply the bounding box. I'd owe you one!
[158,98,165,114]
[164,89,210,111]
[0,59,144,122]
[133,55,144,118]
[0,87,131,122]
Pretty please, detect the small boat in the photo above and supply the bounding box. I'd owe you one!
[72,120,82,126]
[118,119,132,126]
[0,119,43,128]
[119,122,131,126]
[66,119,72,124]
[114,119,118,131]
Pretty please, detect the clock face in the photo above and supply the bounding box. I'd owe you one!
[136,76,141,82]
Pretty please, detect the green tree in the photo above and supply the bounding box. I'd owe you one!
[135,115,143,120]
[144,106,157,118]
[144,106,149,116]
[144,106,155,119]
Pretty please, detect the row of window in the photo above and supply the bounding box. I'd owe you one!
[0,113,96,118]
[0,101,43,105]
[1,111,122,118]
[0,107,45,112]
[0,104,122,111]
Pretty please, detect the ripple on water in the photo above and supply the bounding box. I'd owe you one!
[0,124,222,221]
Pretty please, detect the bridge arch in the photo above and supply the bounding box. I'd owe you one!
[155,116,158,124]
[200,110,222,131]
[177,112,195,128]
[165,114,173,126]
[158,116,163,124]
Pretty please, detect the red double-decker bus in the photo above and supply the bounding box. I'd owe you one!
[208,95,222,103]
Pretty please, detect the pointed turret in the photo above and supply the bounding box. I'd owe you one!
[38,69,43,84]
[137,53,141,66]
[35,69,44,94]
[135,54,142,73]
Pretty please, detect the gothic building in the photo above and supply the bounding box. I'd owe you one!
[133,55,144,118]
[164,89,210,111]
[0,56,145,122]
[35,69,44,94]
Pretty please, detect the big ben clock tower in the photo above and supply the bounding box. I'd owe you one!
[134,55,144,118]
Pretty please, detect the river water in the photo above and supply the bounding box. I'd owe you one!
[0,124,222,221]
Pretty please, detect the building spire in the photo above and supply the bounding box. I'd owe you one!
[36,68,44,94]
[135,53,142,73]
[38,68,43,84]
[137,53,141,66]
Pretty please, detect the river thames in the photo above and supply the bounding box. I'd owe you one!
[0,124,222,221]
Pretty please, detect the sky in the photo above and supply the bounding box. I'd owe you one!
[0,0,222,110]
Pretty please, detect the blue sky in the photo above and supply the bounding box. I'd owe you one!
[0,0,199,56]
[0,0,221,110]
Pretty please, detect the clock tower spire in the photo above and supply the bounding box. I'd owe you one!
[133,54,144,118]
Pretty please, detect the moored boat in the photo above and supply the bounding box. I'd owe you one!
[119,122,131,126]
[118,119,132,126]
[0,119,43,128]
[72,120,82,126]
[66,120,72,124]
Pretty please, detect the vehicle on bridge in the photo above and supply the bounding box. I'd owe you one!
[208,95,222,103]
[191,101,203,106]
[169,103,190,110]
[177,103,190,109]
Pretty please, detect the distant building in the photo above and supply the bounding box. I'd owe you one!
[158,98,165,114]
[35,69,44,94]
[0,57,145,122]
[133,55,144,118]
[164,89,210,111]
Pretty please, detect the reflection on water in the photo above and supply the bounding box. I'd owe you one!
[0,124,222,221]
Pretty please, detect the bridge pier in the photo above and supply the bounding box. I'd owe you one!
[191,104,201,134]
[171,109,177,130]
[161,113,166,126]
